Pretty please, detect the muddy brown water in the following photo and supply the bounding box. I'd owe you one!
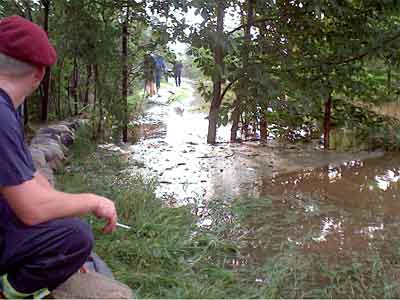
[123,81,400,265]
[240,154,400,265]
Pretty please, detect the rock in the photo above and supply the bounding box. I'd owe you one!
[38,126,75,147]
[60,133,74,147]
[31,137,68,154]
[32,143,65,161]
[29,147,47,169]
[38,125,74,138]
[85,252,114,279]
[60,120,81,131]
[32,133,62,145]
[51,272,134,299]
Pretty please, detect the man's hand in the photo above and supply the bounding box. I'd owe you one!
[92,196,118,234]
[2,177,119,228]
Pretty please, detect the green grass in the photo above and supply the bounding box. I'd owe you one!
[160,81,175,90]
[128,88,145,107]
[56,126,400,299]
[167,86,192,103]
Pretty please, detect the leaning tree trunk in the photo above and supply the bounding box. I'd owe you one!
[96,65,103,140]
[92,64,98,140]
[230,97,241,142]
[122,2,130,143]
[73,56,79,116]
[387,63,392,96]
[230,0,254,142]
[57,62,63,119]
[40,0,51,122]
[207,0,225,144]
[84,64,92,105]
[260,112,268,142]
[323,93,332,150]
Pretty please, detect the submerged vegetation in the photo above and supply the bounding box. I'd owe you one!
[56,128,400,299]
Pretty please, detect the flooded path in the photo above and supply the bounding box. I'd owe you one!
[127,80,400,263]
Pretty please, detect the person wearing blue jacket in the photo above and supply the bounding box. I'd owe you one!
[151,54,167,94]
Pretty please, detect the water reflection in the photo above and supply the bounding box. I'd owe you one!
[248,154,400,263]
[375,169,400,191]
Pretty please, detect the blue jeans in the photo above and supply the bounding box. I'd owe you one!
[175,73,182,87]
[155,72,162,90]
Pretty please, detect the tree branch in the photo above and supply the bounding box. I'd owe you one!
[11,0,25,17]
[22,0,33,21]
[325,31,400,66]
[228,15,277,35]
[219,78,239,103]
[285,30,400,74]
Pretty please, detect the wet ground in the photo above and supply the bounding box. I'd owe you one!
[123,80,400,263]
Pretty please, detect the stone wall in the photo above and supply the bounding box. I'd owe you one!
[29,120,81,186]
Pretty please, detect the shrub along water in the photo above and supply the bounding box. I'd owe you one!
[56,127,400,299]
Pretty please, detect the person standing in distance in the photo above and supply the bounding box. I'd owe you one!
[0,16,118,299]
[173,61,183,87]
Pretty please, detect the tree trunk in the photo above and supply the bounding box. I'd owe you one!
[241,112,250,139]
[93,64,97,115]
[323,93,332,150]
[230,0,254,142]
[73,56,79,116]
[388,64,392,96]
[67,86,72,116]
[230,98,241,141]
[207,0,225,144]
[122,3,129,143]
[57,61,63,119]
[40,1,50,122]
[84,64,92,105]
[260,112,268,142]
[92,64,98,140]
[96,65,103,140]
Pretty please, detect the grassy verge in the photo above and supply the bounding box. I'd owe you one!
[57,127,400,299]
[56,127,257,298]
[167,86,192,103]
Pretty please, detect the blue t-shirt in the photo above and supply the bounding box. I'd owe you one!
[152,54,166,74]
[0,88,36,228]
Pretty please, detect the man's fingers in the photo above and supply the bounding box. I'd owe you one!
[102,220,112,233]
[111,213,118,231]
[102,213,117,234]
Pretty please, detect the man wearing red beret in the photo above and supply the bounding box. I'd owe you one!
[0,16,118,299]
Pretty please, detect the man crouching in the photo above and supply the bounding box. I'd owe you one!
[0,16,118,299]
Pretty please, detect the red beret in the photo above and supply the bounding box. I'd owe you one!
[0,15,57,67]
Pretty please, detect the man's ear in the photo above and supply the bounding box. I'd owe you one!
[33,66,46,82]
